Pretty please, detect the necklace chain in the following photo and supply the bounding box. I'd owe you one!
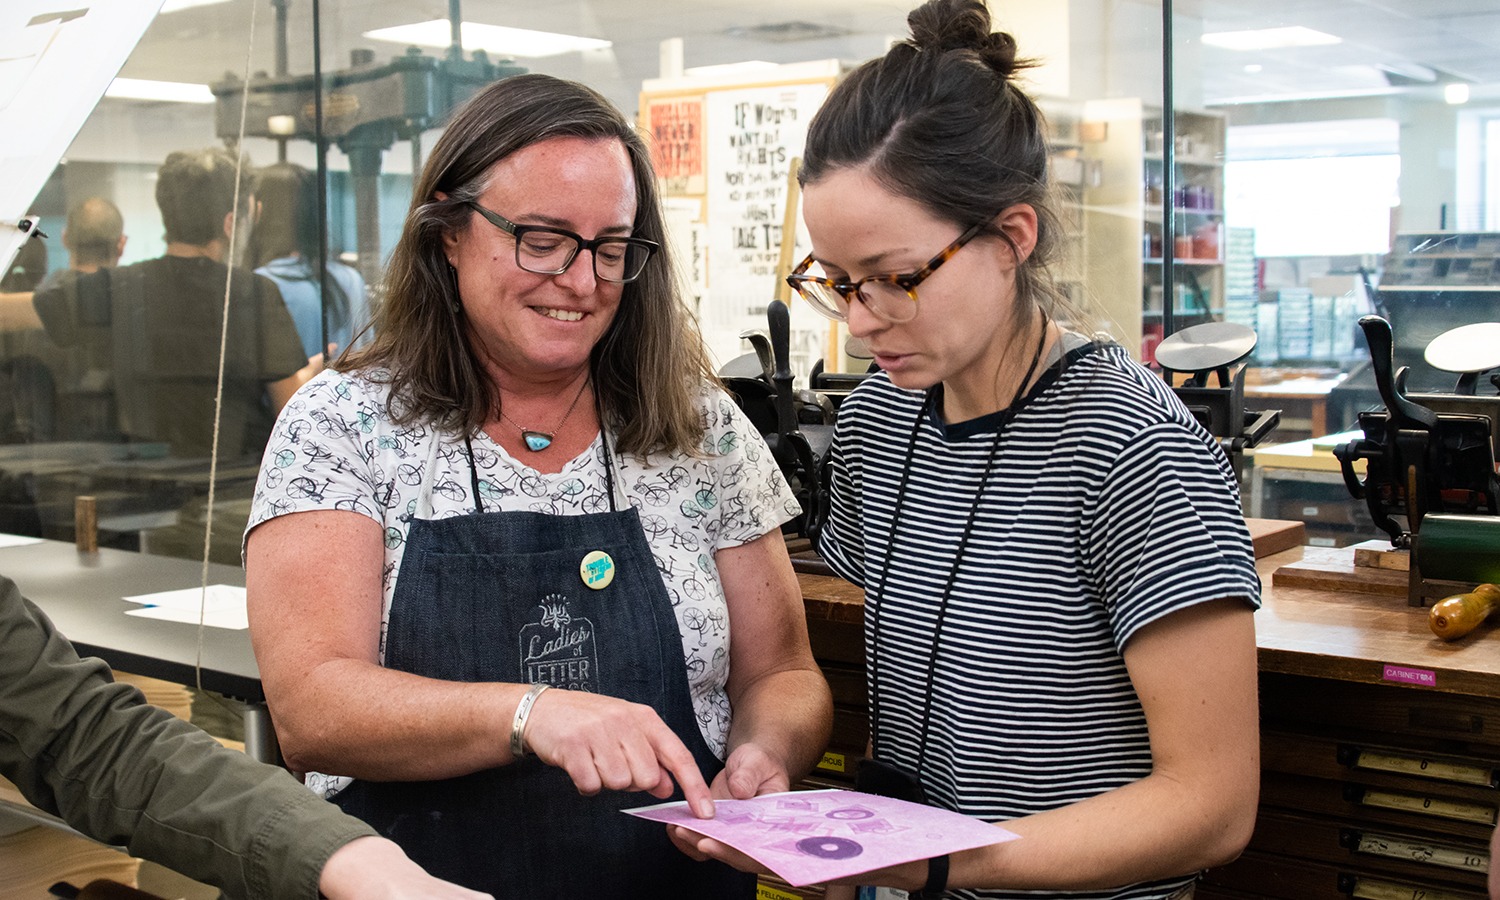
[499,374,589,451]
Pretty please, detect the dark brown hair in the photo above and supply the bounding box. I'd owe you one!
[341,74,714,456]
[156,148,248,246]
[249,162,351,336]
[800,0,1074,325]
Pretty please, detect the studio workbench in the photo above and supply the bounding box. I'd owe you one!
[791,521,1500,900]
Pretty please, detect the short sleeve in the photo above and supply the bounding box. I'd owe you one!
[1084,421,1261,648]
[703,388,801,549]
[814,399,867,587]
[246,370,388,538]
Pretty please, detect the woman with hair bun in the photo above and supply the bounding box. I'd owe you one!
[675,2,1260,898]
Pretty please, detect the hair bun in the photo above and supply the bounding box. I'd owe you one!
[907,0,1019,78]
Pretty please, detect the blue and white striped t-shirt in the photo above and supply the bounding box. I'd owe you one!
[817,339,1260,900]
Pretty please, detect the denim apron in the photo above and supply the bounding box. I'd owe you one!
[334,430,755,899]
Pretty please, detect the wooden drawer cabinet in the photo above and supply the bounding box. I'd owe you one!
[1200,849,1489,900]
[1205,673,1497,896]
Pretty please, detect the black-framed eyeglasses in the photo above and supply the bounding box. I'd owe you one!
[785,221,988,323]
[464,200,659,284]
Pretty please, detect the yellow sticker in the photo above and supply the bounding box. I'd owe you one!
[816,751,847,773]
[580,550,615,590]
[756,884,801,900]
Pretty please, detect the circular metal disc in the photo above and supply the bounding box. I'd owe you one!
[1424,322,1500,373]
[1154,321,1257,372]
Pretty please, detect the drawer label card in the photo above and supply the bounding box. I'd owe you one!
[1354,831,1490,873]
[1353,749,1496,787]
[1359,788,1499,825]
[1351,876,1474,900]
[1382,664,1437,687]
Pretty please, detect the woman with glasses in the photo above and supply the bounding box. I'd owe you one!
[678,2,1260,898]
[242,73,832,898]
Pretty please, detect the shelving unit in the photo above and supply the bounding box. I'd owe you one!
[1040,98,1098,318]
[1140,108,1228,364]
[1380,231,1500,291]
[1076,100,1228,362]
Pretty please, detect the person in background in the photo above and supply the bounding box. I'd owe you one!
[250,162,372,359]
[0,574,489,900]
[677,2,1261,899]
[11,197,128,442]
[30,148,320,459]
[243,73,832,898]
[35,196,127,292]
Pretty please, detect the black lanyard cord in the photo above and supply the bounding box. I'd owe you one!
[866,312,1049,778]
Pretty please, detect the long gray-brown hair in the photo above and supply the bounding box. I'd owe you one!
[341,74,715,457]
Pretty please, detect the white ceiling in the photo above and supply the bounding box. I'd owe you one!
[119,0,1500,120]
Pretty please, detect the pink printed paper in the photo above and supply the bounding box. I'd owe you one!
[626,788,1019,887]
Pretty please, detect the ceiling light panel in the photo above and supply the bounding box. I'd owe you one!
[363,20,612,58]
[105,78,215,103]
[1202,26,1343,51]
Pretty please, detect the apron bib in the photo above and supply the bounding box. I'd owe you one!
[334,433,754,899]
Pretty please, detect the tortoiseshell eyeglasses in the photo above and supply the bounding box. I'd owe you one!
[784,221,988,324]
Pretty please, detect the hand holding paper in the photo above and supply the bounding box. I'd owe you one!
[630,788,1018,887]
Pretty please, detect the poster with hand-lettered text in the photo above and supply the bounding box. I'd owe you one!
[646,97,706,195]
[703,82,826,344]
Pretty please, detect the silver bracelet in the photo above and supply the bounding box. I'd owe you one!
[510,683,550,758]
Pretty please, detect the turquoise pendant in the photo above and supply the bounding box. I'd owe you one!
[522,430,554,452]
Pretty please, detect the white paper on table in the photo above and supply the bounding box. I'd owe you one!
[626,788,1018,887]
[0,533,44,548]
[122,584,246,610]
[124,603,249,630]
[121,585,248,630]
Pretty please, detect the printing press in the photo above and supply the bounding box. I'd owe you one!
[1334,315,1500,605]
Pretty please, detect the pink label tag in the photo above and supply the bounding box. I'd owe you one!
[1382,664,1437,687]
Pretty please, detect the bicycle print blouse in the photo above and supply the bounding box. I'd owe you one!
[246,368,801,758]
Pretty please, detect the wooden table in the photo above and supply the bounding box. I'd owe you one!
[1245,374,1349,441]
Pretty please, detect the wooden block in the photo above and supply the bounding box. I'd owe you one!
[1350,539,1411,571]
[1246,518,1306,559]
[1271,546,1408,598]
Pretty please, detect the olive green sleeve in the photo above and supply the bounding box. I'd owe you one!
[0,575,376,899]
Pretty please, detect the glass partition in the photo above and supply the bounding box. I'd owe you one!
[5,0,1497,556]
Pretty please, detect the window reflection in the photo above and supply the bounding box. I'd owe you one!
[1,0,1498,554]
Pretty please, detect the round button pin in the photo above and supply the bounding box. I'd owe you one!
[580,550,615,590]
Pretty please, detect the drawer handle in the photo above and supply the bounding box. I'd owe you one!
[1338,746,1499,787]
[1344,785,1500,825]
[1337,873,1480,900]
[1339,828,1491,874]
[1409,707,1484,735]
